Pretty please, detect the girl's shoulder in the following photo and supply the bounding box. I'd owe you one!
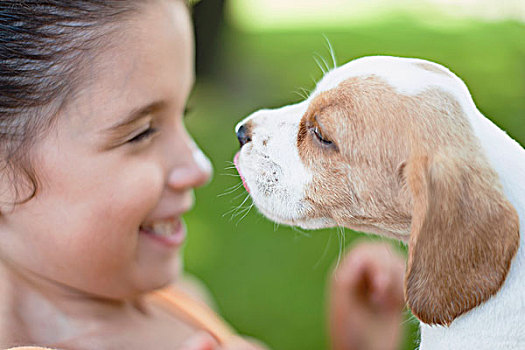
[4,275,232,350]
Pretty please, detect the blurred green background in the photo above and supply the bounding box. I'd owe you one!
[182,1,525,349]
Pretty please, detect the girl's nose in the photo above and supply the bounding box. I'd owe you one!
[168,147,213,191]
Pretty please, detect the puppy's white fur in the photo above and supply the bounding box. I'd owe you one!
[236,102,336,229]
[235,56,525,349]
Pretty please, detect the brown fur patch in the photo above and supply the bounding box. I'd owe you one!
[298,76,415,237]
[405,153,519,325]
[298,75,520,325]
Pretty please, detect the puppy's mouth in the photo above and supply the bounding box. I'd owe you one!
[233,152,250,193]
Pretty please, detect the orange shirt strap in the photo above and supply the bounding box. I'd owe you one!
[150,286,235,345]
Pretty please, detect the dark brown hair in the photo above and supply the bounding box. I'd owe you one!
[0,1,144,203]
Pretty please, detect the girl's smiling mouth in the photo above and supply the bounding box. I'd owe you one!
[139,218,186,247]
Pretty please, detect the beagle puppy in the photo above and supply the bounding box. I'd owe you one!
[234,56,524,349]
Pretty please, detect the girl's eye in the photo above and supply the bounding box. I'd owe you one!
[312,126,332,145]
[127,127,158,144]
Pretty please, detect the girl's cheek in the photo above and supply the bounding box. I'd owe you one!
[117,161,165,219]
[139,164,165,198]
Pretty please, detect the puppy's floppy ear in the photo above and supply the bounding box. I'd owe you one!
[403,152,519,326]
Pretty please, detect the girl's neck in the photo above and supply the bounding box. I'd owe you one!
[0,261,145,346]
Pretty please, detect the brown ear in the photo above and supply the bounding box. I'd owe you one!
[404,153,519,326]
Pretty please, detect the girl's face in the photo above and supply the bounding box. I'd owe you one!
[0,0,211,298]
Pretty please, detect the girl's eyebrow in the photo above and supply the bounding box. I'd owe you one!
[106,100,167,132]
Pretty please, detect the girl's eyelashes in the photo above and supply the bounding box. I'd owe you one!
[127,126,158,144]
[124,106,189,145]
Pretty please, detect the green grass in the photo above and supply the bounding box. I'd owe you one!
[182,16,524,350]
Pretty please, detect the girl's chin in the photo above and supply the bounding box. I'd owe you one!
[129,252,183,296]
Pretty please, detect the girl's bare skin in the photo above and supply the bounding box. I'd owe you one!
[0,1,263,348]
[0,0,405,348]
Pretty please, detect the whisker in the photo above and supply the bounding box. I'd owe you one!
[314,232,333,269]
[222,205,247,220]
[341,226,346,249]
[291,226,311,238]
[219,173,242,178]
[401,310,419,326]
[317,53,331,73]
[232,190,248,200]
[335,226,346,269]
[293,89,308,100]
[238,192,251,207]
[232,196,250,218]
[322,34,337,69]
[236,202,255,225]
[221,181,243,191]
[299,87,311,99]
[231,203,253,222]
[313,55,327,75]
[222,193,250,218]
[228,193,252,221]
[217,182,244,197]
[231,205,249,220]
[222,206,239,217]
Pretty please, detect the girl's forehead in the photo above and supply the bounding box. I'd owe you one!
[61,0,194,130]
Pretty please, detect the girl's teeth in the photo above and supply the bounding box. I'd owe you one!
[142,221,175,237]
[153,222,174,237]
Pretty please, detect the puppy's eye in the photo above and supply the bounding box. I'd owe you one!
[313,126,333,146]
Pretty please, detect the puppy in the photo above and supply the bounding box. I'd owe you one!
[234,56,524,349]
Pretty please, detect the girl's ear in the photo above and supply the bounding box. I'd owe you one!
[403,153,519,326]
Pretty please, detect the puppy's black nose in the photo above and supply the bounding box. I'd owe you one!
[236,124,252,147]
